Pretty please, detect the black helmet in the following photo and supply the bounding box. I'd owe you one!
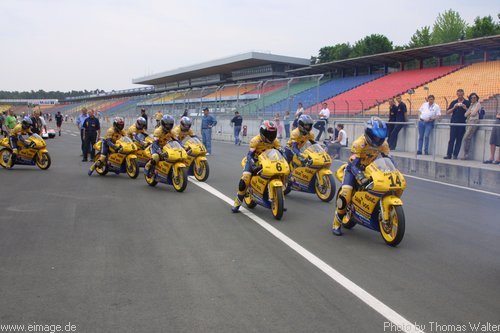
[21,116,32,130]
[136,117,147,130]
[113,117,125,131]
[259,120,278,143]
[161,115,175,132]
[364,117,388,147]
[298,115,313,135]
[180,116,192,132]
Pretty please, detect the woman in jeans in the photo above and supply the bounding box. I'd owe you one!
[462,93,481,160]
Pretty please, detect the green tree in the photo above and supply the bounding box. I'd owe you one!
[351,34,393,57]
[408,26,432,48]
[316,43,352,63]
[465,15,500,39]
[431,9,467,44]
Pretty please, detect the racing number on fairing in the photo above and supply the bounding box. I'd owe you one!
[276,162,282,171]
[388,174,402,187]
[322,155,329,163]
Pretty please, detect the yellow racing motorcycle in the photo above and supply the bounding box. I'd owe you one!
[144,140,188,192]
[284,142,336,202]
[335,156,406,246]
[182,136,209,181]
[0,134,51,170]
[241,149,290,220]
[93,137,139,178]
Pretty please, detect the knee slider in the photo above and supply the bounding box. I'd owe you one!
[337,186,353,210]
[238,179,247,192]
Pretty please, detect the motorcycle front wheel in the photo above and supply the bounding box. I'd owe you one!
[0,148,11,169]
[315,173,336,202]
[271,186,284,220]
[193,159,209,182]
[379,205,405,247]
[126,159,139,179]
[36,152,51,170]
[172,167,188,192]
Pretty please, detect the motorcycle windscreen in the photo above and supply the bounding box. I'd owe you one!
[182,137,202,145]
[300,142,326,154]
[166,141,183,149]
[371,157,397,172]
[261,149,285,162]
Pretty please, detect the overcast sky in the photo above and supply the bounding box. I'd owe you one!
[0,0,497,92]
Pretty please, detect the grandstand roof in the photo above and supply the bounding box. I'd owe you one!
[132,52,310,85]
[288,35,500,75]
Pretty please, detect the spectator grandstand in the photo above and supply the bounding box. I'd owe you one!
[370,60,500,115]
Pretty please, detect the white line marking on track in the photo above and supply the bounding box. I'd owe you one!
[403,174,500,198]
[188,177,424,333]
[70,134,77,136]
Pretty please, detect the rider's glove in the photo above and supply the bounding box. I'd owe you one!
[28,141,36,148]
[160,152,168,160]
[355,173,370,187]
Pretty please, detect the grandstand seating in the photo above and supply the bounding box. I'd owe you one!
[369,61,500,115]
[310,65,462,115]
[245,81,287,95]
[265,74,383,115]
[240,80,318,114]
[203,84,258,99]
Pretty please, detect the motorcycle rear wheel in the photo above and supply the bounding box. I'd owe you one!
[315,173,336,202]
[244,194,257,209]
[36,152,51,170]
[271,186,284,220]
[379,205,405,247]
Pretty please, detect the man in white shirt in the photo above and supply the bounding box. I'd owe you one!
[417,95,441,155]
[315,102,330,140]
[292,102,305,129]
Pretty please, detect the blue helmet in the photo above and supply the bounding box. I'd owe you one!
[364,117,387,147]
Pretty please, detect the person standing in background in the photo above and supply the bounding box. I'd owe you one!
[5,109,17,131]
[292,102,304,129]
[387,98,397,137]
[82,110,100,162]
[140,108,148,130]
[201,107,217,155]
[462,93,481,160]
[30,110,47,135]
[483,108,500,164]
[388,96,408,150]
[0,112,6,137]
[417,95,441,155]
[315,102,330,141]
[274,113,283,139]
[283,111,291,138]
[55,111,63,136]
[445,89,470,159]
[76,108,89,157]
[155,110,163,128]
[230,111,243,145]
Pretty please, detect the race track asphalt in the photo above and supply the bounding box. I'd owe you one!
[0,127,498,333]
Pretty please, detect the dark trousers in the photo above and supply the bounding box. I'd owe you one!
[314,119,327,141]
[80,129,85,154]
[388,125,404,150]
[446,124,466,158]
[83,131,97,159]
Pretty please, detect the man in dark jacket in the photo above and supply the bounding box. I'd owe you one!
[230,111,243,145]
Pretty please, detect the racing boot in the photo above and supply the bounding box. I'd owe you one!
[332,212,343,236]
[231,194,244,213]
[144,160,155,178]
